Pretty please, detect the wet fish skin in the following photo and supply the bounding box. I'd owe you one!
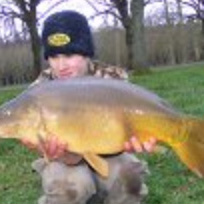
[0,77,204,178]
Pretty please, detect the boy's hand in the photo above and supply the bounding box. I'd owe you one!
[39,135,67,159]
[21,136,66,160]
[22,135,82,165]
[124,136,157,153]
[37,135,82,165]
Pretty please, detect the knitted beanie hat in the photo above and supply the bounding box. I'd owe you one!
[42,10,94,59]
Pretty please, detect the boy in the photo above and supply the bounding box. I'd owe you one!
[32,11,156,204]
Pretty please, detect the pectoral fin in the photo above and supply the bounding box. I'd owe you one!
[37,134,50,164]
[83,152,109,178]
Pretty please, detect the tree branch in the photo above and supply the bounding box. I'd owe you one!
[85,0,101,13]
[89,8,122,21]
[110,0,130,28]
[38,0,70,20]
[0,5,22,19]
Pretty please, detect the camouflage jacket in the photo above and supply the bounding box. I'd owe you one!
[32,60,128,85]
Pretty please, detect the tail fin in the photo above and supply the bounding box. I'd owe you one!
[172,119,204,178]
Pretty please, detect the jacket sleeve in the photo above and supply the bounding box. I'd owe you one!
[88,60,128,80]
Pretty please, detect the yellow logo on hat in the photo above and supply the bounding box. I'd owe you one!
[48,33,71,46]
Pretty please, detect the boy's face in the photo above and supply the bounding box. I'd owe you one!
[48,54,89,79]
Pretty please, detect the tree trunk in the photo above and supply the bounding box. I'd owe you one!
[25,7,42,79]
[126,0,148,72]
[111,0,148,73]
[13,0,42,79]
[28,22,41,79]
[201,19,204,58]
[163,0,176,65]
[201,19,204,35]
[176,0,187,63]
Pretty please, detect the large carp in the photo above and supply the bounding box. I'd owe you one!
[0,77,204,178]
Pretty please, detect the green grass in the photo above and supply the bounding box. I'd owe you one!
[1,62,204,203]
[0,87,41,204]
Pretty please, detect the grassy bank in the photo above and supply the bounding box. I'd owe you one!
[131,62,204,204]
[0,62,204,203]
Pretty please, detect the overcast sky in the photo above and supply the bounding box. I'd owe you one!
[37,0,195,30]
[37,0,174,29]
[0,0,195,40]
[38,0,112,29]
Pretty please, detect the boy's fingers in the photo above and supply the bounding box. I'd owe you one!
[143,141,153,152]
[143,137,157,152]
[131,137,143,153]
[124,141,133,152]
[52,143,67,159]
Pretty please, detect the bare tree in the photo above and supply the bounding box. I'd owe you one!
[180,0,204,57]
[163,0,176,64]
[88,0,148,71]
[0,0,41,78]
[181,0,204,34]
[175,0,188,63]
[0,0,69,78]
[182,0,204,57]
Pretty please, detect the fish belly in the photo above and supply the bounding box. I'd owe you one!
[45,108,128,155]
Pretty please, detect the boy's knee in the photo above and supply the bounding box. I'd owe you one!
[34,160,96,204]
[119,161,148,196]
[106,161,148,204]
[94,154,149,204]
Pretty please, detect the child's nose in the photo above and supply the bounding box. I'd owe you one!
[58,56,68,70]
